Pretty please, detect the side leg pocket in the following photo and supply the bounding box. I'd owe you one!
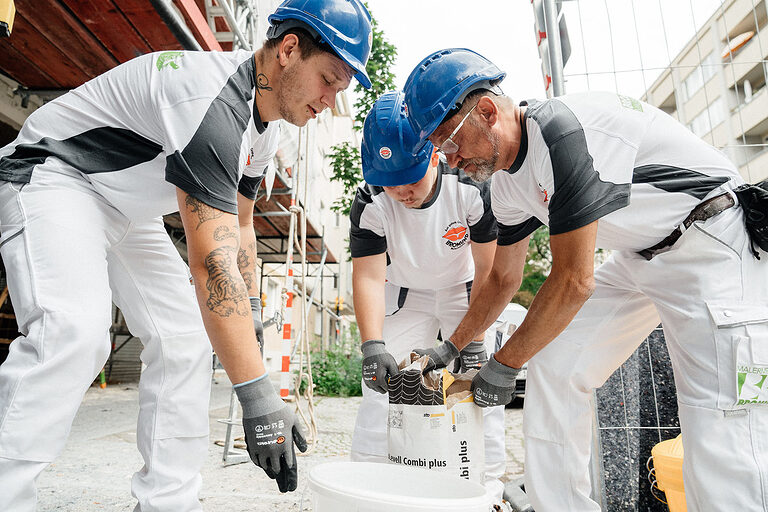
[706,301,768,409]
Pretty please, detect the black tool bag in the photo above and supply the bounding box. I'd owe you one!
[734,178,768,259]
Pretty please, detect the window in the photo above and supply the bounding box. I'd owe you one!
[264,279,281,319]
[688,97,725,137]
[681,53,717,102]
[701,53,717,82]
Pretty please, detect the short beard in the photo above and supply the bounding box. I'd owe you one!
[462,129,500,183]
[277,63,305,126]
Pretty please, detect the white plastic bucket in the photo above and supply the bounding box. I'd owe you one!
[308,461,490,512]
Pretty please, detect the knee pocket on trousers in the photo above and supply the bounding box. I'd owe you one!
[705,301,768,410]
[147,331,212,439]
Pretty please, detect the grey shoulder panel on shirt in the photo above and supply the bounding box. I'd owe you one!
[633,164,728,199]
[349,183,387,258]
[528,99,630,235]
[0,126,163,184]
[165,57,256,214]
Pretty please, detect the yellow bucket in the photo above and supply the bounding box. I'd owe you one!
[651,434,686,512]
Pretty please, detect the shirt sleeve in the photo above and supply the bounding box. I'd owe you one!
[544,129,631,235]
[530,98,634,235]
[497,218,543,246]
[349,185,387,258]
[491,175,540,246]
[238,171,265,200]
[158,57,256,214]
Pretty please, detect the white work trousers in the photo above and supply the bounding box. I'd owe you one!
[524,205,768,511]
[0,167,213,512]
[350,281,506,499]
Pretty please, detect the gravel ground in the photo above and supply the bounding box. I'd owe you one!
[35,371,524,511]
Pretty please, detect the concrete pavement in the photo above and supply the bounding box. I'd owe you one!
[35,371,524,511]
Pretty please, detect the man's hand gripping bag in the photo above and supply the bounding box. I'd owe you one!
[387,355,485,483]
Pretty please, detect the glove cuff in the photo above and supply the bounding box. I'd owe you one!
[437,340,460,361]
[249,296,261,313]
[361,339,386,357]
[234,375,284,418]
[461,341,486,353]
[483,354,521,386]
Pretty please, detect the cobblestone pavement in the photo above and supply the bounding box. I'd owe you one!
[36,372,524,511]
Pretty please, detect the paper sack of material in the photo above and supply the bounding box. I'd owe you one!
[387,355,485,483]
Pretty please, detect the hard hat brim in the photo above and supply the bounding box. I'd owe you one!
[362,154,431,187]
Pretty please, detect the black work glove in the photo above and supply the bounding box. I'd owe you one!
[470,354,521,407]
[361,339,399,394]
[456,340,489,373]
[413,340,460,373]
[250,297,264,356]
[234,376,308,492]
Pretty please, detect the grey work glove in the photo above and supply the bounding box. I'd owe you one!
[234,376,308,492]
[361,339,399,394]
[455,341,489,373]
[470,354,521,407]
[250,297,264,356]
[413,340,460,374]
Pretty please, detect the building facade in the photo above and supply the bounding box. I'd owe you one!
[643,0,768,183]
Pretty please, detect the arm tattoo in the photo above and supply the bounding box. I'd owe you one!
[238,243,257,293]
[185,196,223,229]
[256,73,273,97]
[204,245,250,317]
[214,226,237,241]
[237,248,250,268]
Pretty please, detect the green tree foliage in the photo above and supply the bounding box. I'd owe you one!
[301,324,363,397]
[329,3,397,216]
[351,6,398,130]
[328,142,362,216]
[512,226,552,307]
[309,346,363,397]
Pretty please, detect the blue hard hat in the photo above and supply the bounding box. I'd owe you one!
[362,91,435,187]
[267,0,372,89]
[403,48,506,151]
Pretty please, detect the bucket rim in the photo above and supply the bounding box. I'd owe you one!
[308,461,488,508]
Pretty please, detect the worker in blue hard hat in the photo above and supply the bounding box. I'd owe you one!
[402,48,768,511]
[349,91,507,501]
[0,0,372,508]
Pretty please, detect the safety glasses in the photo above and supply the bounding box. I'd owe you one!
[436,104,476,155]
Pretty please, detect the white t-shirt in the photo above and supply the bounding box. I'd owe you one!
[0,50,279,220]
[350,161,497,290]
[492,91,743,252]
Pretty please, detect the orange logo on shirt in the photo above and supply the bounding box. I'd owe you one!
[443,226,467,242]
[442,222,469,250]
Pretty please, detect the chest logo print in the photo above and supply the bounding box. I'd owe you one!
[156,51,184,71]
[442,222,468,250]
[537,182,549,203]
